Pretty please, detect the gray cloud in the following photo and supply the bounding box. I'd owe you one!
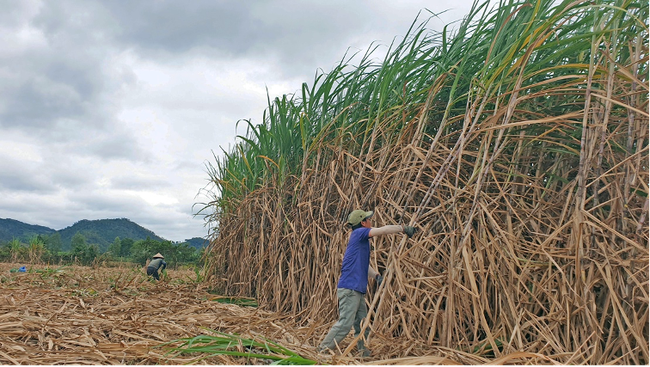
[0,0,484,241]
[0,190,77,231]
[29,126,149,166]
[0,1,135,139]
[105,2,256,55]
[85,132,150,162]
[110,173,173,191]
[48,165,91,191]
[99,1,377,78]
[0,166,53,193]
[0,1,39,29]
[1,42,105,131]
[72,191,147,214]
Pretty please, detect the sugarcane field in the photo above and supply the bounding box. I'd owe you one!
[2,0,649,365]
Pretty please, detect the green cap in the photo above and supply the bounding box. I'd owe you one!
[348,210,374,226]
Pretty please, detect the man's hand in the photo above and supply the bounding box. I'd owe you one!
[403,225,418,238]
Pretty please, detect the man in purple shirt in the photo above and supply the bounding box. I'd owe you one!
[318,209,417,357]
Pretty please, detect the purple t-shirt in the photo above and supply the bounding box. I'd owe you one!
[337,227,372,293]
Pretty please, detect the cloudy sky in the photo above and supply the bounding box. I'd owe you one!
[1,0,493,242]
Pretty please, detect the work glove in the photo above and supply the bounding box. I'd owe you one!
[375,274,383,286]
[403,225,418,238]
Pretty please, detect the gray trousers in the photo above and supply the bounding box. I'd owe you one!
[319,288,370,352]
[146,266,160,280]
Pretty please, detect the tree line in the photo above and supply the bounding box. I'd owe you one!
[0,232,203,267]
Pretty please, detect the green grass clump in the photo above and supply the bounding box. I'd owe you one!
[162,329,317,365]
[211,296,258,307]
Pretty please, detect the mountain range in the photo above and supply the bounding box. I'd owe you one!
[0,218,207,251]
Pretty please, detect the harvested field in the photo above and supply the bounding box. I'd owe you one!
[0,262,561,365]
[0,262,321,365]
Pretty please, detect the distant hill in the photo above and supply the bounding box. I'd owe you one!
[57,218,165,252]
[0,218,56,242]
[184,237,208,250]
[0,218,206,253]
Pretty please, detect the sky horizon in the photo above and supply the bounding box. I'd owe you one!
[1,0,497,242]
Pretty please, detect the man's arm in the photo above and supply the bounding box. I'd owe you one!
[368,265,383,285]
[369,225,404,237]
